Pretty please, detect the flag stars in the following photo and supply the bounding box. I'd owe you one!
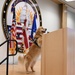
[9,27,11,30]
[6,3,8,5]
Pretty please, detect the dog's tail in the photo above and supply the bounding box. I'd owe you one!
[18,55,26,64]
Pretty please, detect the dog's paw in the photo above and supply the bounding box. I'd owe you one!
[32,70,35,72]
[26,71,32,74]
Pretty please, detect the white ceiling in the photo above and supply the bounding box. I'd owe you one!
[59,0,75,13]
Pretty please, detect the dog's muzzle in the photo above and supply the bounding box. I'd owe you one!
[42,28,47,33]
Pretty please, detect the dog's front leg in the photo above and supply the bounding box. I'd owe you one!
[25,61,31,74]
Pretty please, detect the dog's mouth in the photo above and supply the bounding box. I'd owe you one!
[42,29,47,33]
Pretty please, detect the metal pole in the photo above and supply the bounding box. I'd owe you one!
[6,40,9,75]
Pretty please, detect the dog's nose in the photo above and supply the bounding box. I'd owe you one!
[45,28,47,31]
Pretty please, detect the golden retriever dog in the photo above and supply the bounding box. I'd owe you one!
[18,26,47,74]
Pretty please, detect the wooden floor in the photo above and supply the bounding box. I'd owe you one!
[0,60,41,75]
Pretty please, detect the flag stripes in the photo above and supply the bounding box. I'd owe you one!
[16,24,23,47]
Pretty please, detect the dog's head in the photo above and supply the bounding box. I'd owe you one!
[36,26,47,35]
[34,26,47,38]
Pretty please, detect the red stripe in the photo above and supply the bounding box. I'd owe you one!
[16,27,22,30]
[16,32,23,35]
[16,37,22,40]
[29,42,32,46]
[10,34,12,48]
[18,42,23,45]
[17,22,21,25]
[23,30,28,48]
[10,19,16,49]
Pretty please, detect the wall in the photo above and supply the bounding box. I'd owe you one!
[0,0,61,64]
[36,0,61,32]
[0,0,7,64]
[67,10,75,29]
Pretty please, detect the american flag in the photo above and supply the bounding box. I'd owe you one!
[7,24,23,48]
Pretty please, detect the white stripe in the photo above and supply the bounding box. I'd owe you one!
[20,35,23,37]
[12,22,15,25]
[17,40,23,43]
[16,25,23,28]
[16,30,23,33]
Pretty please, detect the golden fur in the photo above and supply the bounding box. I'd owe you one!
[18,26,46,73]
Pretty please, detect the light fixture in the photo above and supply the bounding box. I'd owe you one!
[65,0,75,2]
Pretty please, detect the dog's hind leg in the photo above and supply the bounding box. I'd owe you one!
[30,60,36,72]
